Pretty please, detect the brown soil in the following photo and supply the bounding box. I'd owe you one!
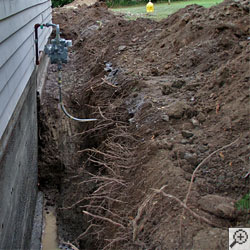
[38,0,250,249]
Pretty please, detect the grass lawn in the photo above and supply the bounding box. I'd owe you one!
[111,0,223,20]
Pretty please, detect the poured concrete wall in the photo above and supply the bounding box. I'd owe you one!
[0,70,38,250]
[0,50,50,249]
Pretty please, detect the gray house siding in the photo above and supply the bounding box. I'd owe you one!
[0,0,52,140]
[0,1,52,249]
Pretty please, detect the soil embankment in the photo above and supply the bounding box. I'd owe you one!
[38,0,250,249]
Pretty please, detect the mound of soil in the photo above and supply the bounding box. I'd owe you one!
[38,0,250,249]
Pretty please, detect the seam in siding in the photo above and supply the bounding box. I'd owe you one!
[0,0,51,21]
[0,43,34,100]
[0,5,51,67]
[0,57,34,126]
[0,15,51,93]
[0,48,35,116]
[0,3,51,44]
[0,34,34,94]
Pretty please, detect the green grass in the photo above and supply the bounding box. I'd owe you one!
[236,192,250,212]
[111,0,223,20]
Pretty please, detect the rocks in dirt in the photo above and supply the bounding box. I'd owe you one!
[118,45,127,51]
[181,13,191,23]
[104,62,113,72]
[164,63,172,70]
[155,138,173,150]
[162,85,173,95]
[184,172,192,181]
[181,121,193,130]
[161,114,170,122]
[197,112,206,123]
[151,67,160,76]
[181,139,189,144]
[183,152,198,165]
[193,228,228,250]
[182,164,194,174]
[198,194,238,219]
[181,130,194,138]
[209,14,215,20]
[179,151,198,166]
[216,66,230,87]
[197,145,208,153]
[191,117,199,127]
[171,79,186,89]
[167,101,190,119]
[104,62,119,84]
[126,95,146,116]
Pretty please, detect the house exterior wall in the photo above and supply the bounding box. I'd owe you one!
[0,1,52,249]
[0,0,52,141]
[0,70,38,250]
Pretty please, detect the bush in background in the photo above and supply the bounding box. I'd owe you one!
[52,0,74,7]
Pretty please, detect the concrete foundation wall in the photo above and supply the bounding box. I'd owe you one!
[0,67,39,250]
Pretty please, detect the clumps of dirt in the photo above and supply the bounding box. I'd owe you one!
[38,0,250,249]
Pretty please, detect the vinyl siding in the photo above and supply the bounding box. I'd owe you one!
[0,0,52,140]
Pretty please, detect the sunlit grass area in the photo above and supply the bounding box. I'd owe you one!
[111,0,223,20]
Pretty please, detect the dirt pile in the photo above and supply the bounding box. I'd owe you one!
[39,1,250,249]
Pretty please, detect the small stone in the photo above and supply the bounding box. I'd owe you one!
[181,130,194,138]
[161,114,169,122]
[167,101,190,119]
[191,118,199,127]
[151,67,159,76]
[164,64,171,70]
[166,142,173,150]
[198,195,237,219]
[171,79,186,89]
[209,14,215,20]
[198,145,208,153]
[182,165,194,174]
[184,172,192,181]
[162,85,173,95]
[181,139,189,144]
[118,45,126,51]
[183,152,198,165]
[183,152,193,160]
[182,13,191,22]
[182,122,193,130]
[197,112,206,123]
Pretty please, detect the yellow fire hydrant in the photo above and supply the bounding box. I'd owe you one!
[146,0,154,13]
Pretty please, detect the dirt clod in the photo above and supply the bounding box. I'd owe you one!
[198,194,238,219]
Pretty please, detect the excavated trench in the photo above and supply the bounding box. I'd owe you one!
[37,59,137,249]
[38,98,99,250]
